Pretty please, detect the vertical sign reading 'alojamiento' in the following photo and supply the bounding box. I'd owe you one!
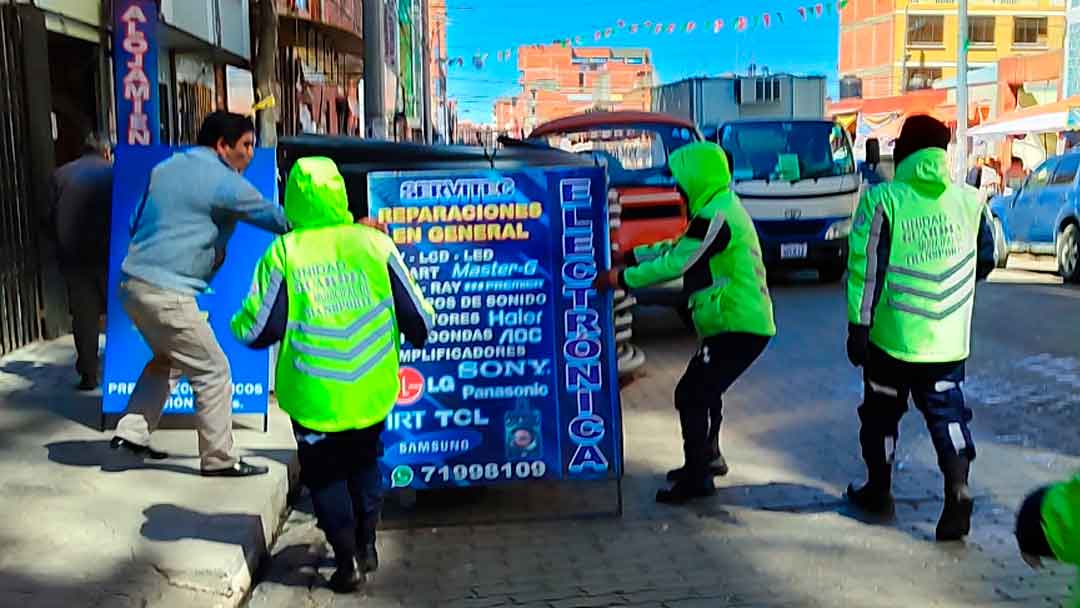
[368,167,622,490]
[113,0,160,146]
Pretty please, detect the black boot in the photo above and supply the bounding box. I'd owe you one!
[845,462,895,517]
[665,455,729,482]
[327,530,365,593]
[359,542,379,573]
[936,457,974,542]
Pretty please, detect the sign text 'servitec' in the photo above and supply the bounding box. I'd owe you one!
[119,4,152,145]
[559,178,608,474]
[400,177,516,203]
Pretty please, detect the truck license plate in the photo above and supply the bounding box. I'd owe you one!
[781,243,808,259]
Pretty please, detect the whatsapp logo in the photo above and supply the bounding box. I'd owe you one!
[390,465,414,488]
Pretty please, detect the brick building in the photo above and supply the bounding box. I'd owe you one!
[841,0,1066,99]
[493,45,655,136]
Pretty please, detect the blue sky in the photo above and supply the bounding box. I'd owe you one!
[445,0,842,123]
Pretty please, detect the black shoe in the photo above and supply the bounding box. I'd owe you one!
[110,436,169,460]
[328,557,365,593]
[936,484,974,541]
[77,375,98,391]
[201,459,269,477]
[656,478,717,505]
[360,543,379,573]
[666,453,730,482]
[845,482,896,517]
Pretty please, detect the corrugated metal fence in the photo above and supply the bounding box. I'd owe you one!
[0,6,44,356]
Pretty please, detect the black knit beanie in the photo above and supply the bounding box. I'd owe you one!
[893,114,951,168]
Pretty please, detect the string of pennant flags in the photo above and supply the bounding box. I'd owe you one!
[447,0,848,70]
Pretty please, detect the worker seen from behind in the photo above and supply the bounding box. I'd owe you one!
[845,115,996,541]
[596,141,776,505]
[1015,474,1080,607]
[231,157,433,592]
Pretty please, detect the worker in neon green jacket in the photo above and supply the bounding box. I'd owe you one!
[844,115,995,541]
[596,141,775,505]
[1017,474,1080,607]
[231,157,433,593]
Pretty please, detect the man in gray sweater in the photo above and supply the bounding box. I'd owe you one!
[111,111,289,477]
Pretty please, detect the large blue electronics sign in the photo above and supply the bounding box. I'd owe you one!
[102,146,274,417]
[368,167,623,489]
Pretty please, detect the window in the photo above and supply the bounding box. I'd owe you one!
[908,16,944,45]
[1014,17,1048,46]
[968,16,995,45]
[1025,159,1057,192]
[905,67,943,90]
[1051,155,1080,186]
[578,72,585,88]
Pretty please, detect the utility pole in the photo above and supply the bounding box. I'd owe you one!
[955,0,969,181]
[363,0,388,138]
[253,0,277,148]
[421,0,433,143]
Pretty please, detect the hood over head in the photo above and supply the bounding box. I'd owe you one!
[894,147,951,199]
[668,141,732,214]
[284,156,354,229]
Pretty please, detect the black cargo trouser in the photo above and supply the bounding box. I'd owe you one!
[674,332,770,481]
[293,420,385,558]
[859,345,975,475]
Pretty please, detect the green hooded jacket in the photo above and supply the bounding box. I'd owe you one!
[847,148,995,363]
[231,157,434,432]
[1044,474,1080,607]
[620,142,776,338]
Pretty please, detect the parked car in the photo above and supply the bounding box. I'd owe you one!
[988,151,1080,282]
[528,111,701,311]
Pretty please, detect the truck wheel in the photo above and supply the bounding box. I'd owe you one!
[818,263,846,283]
[1058,223,1080,283]
[993,217,1009,269]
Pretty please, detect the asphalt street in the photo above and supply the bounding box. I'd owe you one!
[247,256,1080,608]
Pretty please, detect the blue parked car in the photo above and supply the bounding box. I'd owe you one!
[989,152,1080,283]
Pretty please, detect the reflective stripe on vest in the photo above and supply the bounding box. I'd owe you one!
[886,251,975,320]
[287,298,395,382]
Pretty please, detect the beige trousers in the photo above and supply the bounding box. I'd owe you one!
[114,278,237,470]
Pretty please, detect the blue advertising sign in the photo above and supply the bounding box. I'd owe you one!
[102,146,275,416]
[113,0,160,146]
[368,167,622,489]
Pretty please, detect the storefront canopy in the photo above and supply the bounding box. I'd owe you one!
[969,95,1080,137]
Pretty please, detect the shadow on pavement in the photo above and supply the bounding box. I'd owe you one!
[45,439,295,475]
[140,503,268,548]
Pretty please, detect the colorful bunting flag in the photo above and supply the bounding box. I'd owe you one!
[736,16,748,32]
[714,18,724,33]
[686,21,696,33]
[594,30,602,41]
[617,19,626,28]
[814,3,824,16]
[776,12,784,24]
[630,23,639,33]
[798,6,808,20]
[762,13,771,28]
[644,20,652,28]
[667,23,677,34]
[654,23,663,34]
[605,27,613,38]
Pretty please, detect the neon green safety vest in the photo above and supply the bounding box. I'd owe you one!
[623,142,776,338]
[847,148,984,363]
[231,157,432,432]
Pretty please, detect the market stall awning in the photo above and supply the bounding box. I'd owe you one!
[968,95,1080,137]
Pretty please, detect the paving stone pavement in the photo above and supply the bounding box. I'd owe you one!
[247,266,1080,608]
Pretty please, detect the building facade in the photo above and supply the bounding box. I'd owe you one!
[1065,0,1080,97]
[841,0,1067,99]
[493,45,655,136]
[652,74,828,129]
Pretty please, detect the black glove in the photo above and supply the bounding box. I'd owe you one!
[846,323,870,367]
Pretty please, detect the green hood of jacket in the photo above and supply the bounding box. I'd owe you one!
[669,142,732,215]
[284,156,354,229]
[894,147,950,199]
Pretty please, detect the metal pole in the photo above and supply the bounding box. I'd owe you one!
[420,0,433,143]
[363,0,388,138]
[955,0,969,181]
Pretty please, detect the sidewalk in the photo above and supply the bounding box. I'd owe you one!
[0,337,297,608]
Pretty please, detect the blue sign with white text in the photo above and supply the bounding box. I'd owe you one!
[113,0,160,146]
[368,167,622,489]
[102,146,275,415]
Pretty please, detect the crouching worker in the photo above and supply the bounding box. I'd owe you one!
[231,157,433,592]
[1016,475,1080,607]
